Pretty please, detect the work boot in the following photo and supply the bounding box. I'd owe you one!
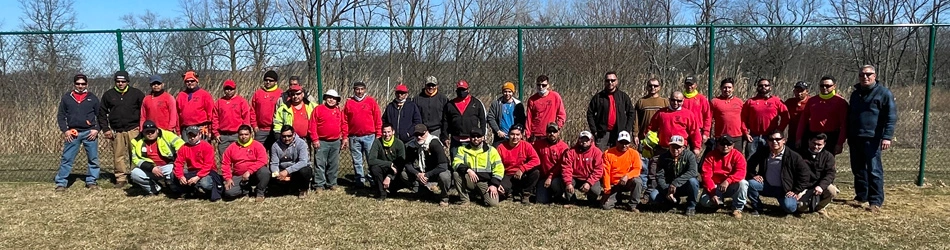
[55,186,67,192]
[732,209,743,219]
[115,181,127,189]
[86,184,100,190]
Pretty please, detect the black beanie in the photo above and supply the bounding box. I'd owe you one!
[264,70,279,81]
[114,70,130,81]
[74,74,88,83]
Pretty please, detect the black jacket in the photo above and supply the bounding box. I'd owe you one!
[441,97,487,139]
[404,136,449,175]
[57,92,100,132]
[587,89,637,136]
[98,87,145,132]
[655,149,699,190]
[747,147,813,194]
[847,81,898,140]
[798,148,836,192]
[382,100,423,143]
[415,91,449,132]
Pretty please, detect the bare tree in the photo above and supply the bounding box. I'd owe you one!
[241,0,277,72]
[121,11,177,75]
[17,0,83,81]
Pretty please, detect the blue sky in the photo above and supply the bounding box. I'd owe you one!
[0,0,179,31]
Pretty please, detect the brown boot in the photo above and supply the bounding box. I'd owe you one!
[867,205,882,213]
[844,200,865,208]
[298,190,308,199]
[86,184,100,190]
[55,186,67,192]
[732,209,743,219]
[115,181,127,189]
[255,195,265,202]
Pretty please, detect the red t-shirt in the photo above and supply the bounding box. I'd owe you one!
[292,105,310,138]
[454,96,471,115]
[606,94,617,131]
[144,141,167,166]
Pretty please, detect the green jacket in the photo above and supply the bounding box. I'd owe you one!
[367,137,406,179]
[273,102,317,133]
[130,129,185,170]
[453,143,504,186]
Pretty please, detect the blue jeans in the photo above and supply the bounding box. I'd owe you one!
[649,178,700,209]
[744,135,767,160]
[699,179,749,210]
[55,130,101,187]
[130,164,175,194]
[640,157,650,191]
[536,178,565,204]
[849,138,885,206]
[348,135,375,183]
[313,140,342,189]
[748,179,798,213]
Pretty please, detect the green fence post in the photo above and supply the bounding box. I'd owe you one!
[707,24,715,99]
[517,27,524,100]
[313,27,322,102]
[115,30,125,71]
[918,24,937,187]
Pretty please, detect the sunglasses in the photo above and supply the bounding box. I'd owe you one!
[671,99,684,103]
[144,129,158,134]
[185,80,197,83]
[293,92,304,96]
[537,84,548,87]
[264,79,276,83]
[860,73,875,77]
[115,80,128,83]
[224,88,236,91]
[649,84,660,88]
[281,134,294,138]
[768,137,784,142]
[820,84,834,88]
[605,79,617,83]
[74,83,87,86]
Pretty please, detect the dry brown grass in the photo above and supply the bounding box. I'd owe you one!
[0,181,948,249]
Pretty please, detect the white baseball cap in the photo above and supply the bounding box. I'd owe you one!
[617,131,632,142]
[669,135,686,147]
[579,131,593,139]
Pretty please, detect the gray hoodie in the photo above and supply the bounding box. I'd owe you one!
[269,135,310,174]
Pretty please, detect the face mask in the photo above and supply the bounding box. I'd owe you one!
[456,89,469,99]
[537,88,548,95]
[397,98,406,103]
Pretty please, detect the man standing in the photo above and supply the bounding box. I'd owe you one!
[222,125,269,201]
[453,129,504,207]
[367,124,406,201]
[251,70,283,148]
[416,76,448,138]
[441,80,487,159]
[742,78,790,160]
[496,125,540,204]
[129,120,185,195]
[403,124,452,206]
[55,74,102,191]
[487,82,526,146]
[681,76,712,144]
[846,65,898,212]
[698,137,748,219]
[796,76,848,155]
[526,75,566,142]
[784,81,810,149]
[172,126,219,200]
[140,75,178,132]
[212,79,252,157]
[799,133,838,215]
[269,126,313,198]
[274,85,316,141]
[587,71,637,150]
[309,89,347,192]
[344,81,383,188]
[176,71,214,139]
[382,84,423,143]
[651,135,700,216]
[708,78,746,156]
[534,123,570,204]
[635,78,669,139]
[98,70,145,188]
[600,131,644,212]
[558,131,604,208]
[747,131,812,215]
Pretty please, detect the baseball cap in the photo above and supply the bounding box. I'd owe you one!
[546,122,559,133]
[142,120,158,132]
[223,79,236,89]
[470,128,485,138]
[73,74,88,83]
[413,124,428,136]
[114,70,130,82]
[353,81,366,88]
[182,126,201,142]
[669,135,686,147]
[794,81,809,89]
[289,84,303,92]
[684,76,696,84]
[394,84,408,93]
[148,75,163,85]
[425,76,438,86]
[579,131,593,139]
[456,80,469,90]
[617,131,632,142]
[717,136,737,146]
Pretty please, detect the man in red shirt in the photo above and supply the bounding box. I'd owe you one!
[708,78,746,156]
[796,76,848,155]
[784,81,810,149]
[646,91,703,157]
[526,75,566,142]
[533,123,570,204]
[251,70,283,148]
[222,125,269,202]
[344,81,383,188]
[212,79,252,157]
[681,76,712,143]
[496,124,540,204]
[140,75,178,133]
[310,89,348,191]
[558,131,604,208]
[742,78,790,160]
[173,126,219,200]
[699,137,749,219]
[176,70,214,139]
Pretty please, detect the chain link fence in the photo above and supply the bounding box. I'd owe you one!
[0,25,946,187]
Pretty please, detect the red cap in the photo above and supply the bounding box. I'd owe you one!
[289,84,303,92]
[223,79,236,89]
[456,80,469,89]
[394,84,408,93]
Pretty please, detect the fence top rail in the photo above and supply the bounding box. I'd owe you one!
[0,23,947,35]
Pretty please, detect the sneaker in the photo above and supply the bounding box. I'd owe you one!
[685,208,696,217]
[731,209,743,219]
[438,201,449,207]
[255,195,265,202]
[115,181,127,189]
[298,190,308,199]
[55,186,66,192]
[521,193,532,205]
[844,200,865,208]
[817,210,828,217]
[867,205,882,213]
[86,184,100,190]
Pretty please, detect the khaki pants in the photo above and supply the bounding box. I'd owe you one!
[112,129,139,182]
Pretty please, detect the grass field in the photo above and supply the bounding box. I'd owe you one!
[1,181,948,249]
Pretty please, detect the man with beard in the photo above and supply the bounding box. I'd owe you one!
[741,78,790,160]
[784,81,809,149]
[98,70,144,188]
[416,76,449,139]
[453,128,504,207]
[176,71,215,140]
[533,123,570,204]
[495,124,540,204]
[402,124,452,206]
[796,76,848,155]
[441,80,487,159]
[587,71,637,150]
[635,78,669,140]
[383,84,423,143]
[251,70,283,148]
[681,76,712,145]
[651,135,700,216]
[129,120,185,195]
[487,82,526,146]
[141,75,178,133]
[708,78,746,157]
[558,131,605,208]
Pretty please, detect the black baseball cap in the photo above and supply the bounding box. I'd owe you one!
[142,120,158,132]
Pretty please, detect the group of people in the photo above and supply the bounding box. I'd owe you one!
[55,65,897,217]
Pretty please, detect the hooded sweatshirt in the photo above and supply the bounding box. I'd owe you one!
[561,145,605,186]
[221,140,268,179]
[269,135,310,174]
[496,140,540,175]
[404,134,449,175]
[173,140,216,179]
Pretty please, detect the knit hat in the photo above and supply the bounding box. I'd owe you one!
[114,71,130,82]
[263,70,279,81]
[502,82,515,92]
[183,71,199,82]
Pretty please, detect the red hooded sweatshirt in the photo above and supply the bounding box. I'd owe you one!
[176,88,215,128]
[647,107,702,149]
[310,104,348,142]
[344,95,382,137]
[682,93,712,137]
[701,148,747,193]
[212,95,251,137]
[173,140,216,179]
[496,141,540,175]
[250,87,283,131]
[561,145,604,186]
[221,140,268,180]
[533,138,569,179]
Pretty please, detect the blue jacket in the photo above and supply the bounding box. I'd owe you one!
[382,100,422,143]
[847,82,898,140]
[57,91,101,132]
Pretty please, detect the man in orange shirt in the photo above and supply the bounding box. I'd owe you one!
[600,131,644,212]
